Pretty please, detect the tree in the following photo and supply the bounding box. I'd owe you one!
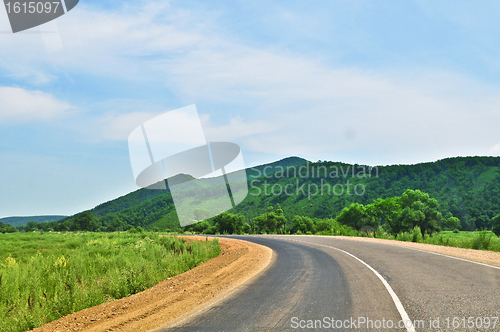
[72,212,99,231]
[370,197,399,226]
[0,222,17,233]
[492,214,500,237]
[254,204,287,234]
[273,204,287,234]
[315,218,335,233]
[336,203,378,230]
[106,217,126,232]
[445,216,461,231]
[391,189,441,235]
[475,214,491,229]
[191,220,211,233]
[291,216,315,234]
[25,221,39,232]
[214,212,245,234]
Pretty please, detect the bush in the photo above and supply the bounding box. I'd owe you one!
[492,214,500,237]
[374,225,393,239]
[396,231,412,242]
[411,226,423,243]
[471,230,492,250]
[127,226,145,233]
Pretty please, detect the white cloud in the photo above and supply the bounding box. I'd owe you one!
[165,42,500,164]
[0,2,203,83]
[0,87,72,122]
[2,1,500,165]
[490,143,500,156]
[99,110,278,143]
[201,115,278,142]
[98,111,162,141]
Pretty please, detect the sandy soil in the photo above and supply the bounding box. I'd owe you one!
[32,236,273,332]
[330,235,500,268]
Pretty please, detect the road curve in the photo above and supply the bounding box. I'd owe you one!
[159,235,500,331]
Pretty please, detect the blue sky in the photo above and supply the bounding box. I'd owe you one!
[1,0,500,217]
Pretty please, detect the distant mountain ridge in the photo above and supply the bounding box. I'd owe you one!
[0,215,67,227]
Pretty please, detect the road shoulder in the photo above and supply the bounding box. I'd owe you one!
[329,235,500,268]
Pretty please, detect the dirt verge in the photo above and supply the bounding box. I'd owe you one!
[33,236,273,332]
[330,235,500,267]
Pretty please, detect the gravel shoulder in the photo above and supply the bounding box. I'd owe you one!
[330,235,500,267]
[32,236,273,332]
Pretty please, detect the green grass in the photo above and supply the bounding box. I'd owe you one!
[0,232,220,332]
[369,227,500,252]
[425,230,499,251]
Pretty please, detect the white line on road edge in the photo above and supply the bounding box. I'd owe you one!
[381,243,500,271]
[324,236,500,271]
[288,238,416,332]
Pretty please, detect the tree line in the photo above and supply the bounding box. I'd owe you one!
[183,189,500,237]
[4,189,500,237]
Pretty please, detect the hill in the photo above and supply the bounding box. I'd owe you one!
[0,215,67,227]
[30,156,500,232]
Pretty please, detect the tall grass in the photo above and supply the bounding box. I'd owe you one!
[0,232,220,332]
[383,229,500,252]
[331,224,500,252]
[315,221,359,236]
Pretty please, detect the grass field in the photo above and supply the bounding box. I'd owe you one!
[424,230,500,251]
[373,228,500,252]
[0,232,220,332]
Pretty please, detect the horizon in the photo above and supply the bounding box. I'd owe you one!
[2,153,499,218]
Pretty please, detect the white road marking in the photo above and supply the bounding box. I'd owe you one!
[375,242,500,271]
[284,238,416,332]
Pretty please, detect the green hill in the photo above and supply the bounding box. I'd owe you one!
[29,156,500,232]
[0,215,66,227]
[236,156,500,230]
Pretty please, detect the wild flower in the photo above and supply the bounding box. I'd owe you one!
[2,256,17,268]
[31,252,42,262]
[86,239,100,246]
[54,256,68,268]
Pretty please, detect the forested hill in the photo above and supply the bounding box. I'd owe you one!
[235,156,500,231]
[30,156,500,232]
[0,215,66,227]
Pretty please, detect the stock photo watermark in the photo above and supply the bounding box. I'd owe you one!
[291,316,499,330]
[127,105,248,228]
[249,162,379,199]
[3,0,79,33]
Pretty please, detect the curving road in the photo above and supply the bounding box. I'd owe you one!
[159,235,500,331]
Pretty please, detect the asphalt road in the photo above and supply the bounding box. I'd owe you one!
[160,235,500,332]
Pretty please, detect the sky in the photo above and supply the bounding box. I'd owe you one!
[1,0,500,217]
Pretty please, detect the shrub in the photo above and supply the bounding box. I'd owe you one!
[411,226,423,243]
[492,214,500,237]
[471,230,492,250]
[396,232,412,242]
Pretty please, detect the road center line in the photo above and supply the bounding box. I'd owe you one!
[285,238,416,332]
